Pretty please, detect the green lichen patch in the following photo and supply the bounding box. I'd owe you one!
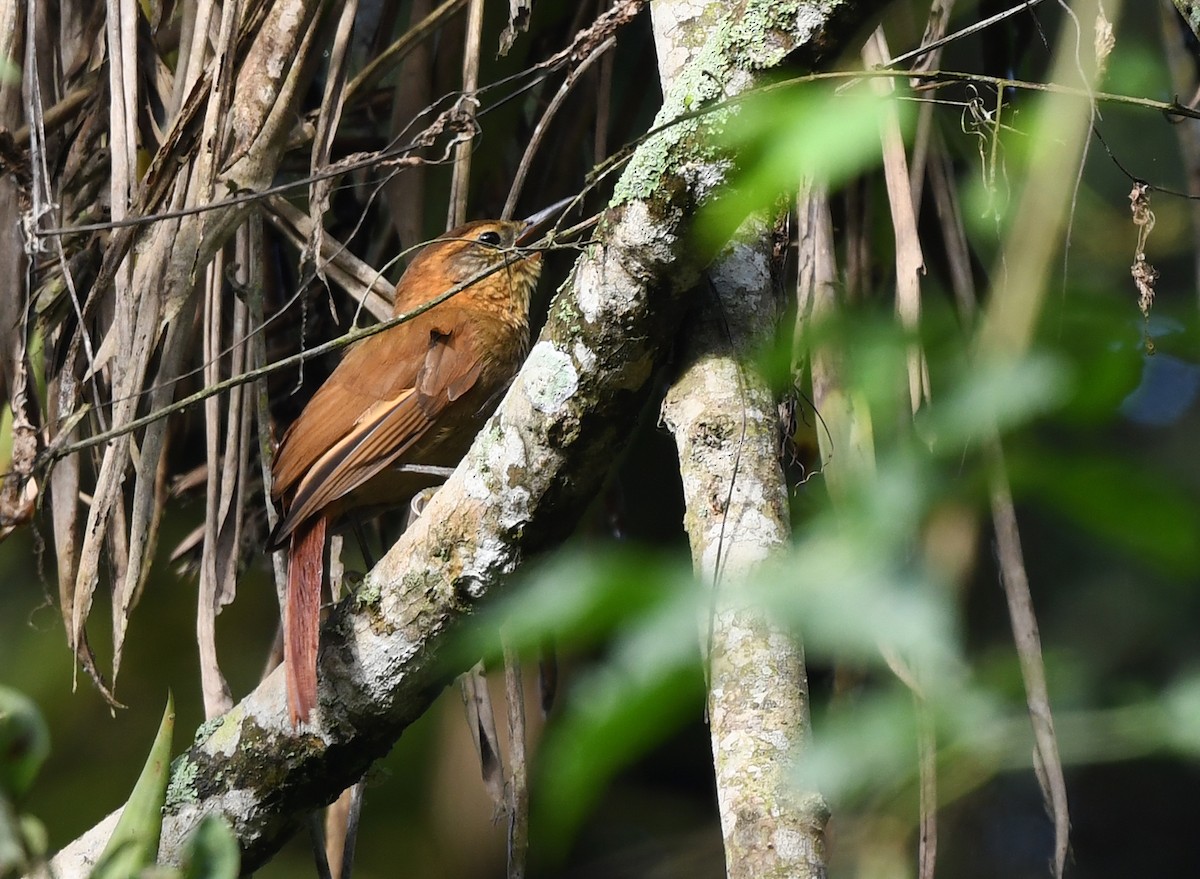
[204,705,247,756]
[353,573,383,608]
[164,754,201,809]
[728,0,808,68]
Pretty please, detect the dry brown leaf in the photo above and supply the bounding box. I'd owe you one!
[307,0,358,301]
[1095,7,1115,80]
[107,488,132,681]
[498,0,532,56]
[57,0,329,704]
[111,303,195,686]
[384,0,437,259]
[863,28,929,415]
[0,403,39,541]
[907,0,957,212]
[1129,181,1158,333]
[198,257,234,719]
[461,664,507,814]
[447,0,484,229]
[263,196,394,322]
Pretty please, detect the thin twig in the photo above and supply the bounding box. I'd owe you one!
[305,813,334,879]
[503,37,615,219]
[447,0,484,229]
[502,637,529,879]
[338,781,366,879]
[885,0,1049,71]
[990,444,1070,879]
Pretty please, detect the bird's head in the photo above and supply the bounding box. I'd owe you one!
[394,219,544,316]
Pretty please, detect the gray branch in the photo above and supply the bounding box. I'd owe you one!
[661,221,828,879]
[653,6,827,875]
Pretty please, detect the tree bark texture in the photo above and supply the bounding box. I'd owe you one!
[653,5,829,877]
[660,220,829,879]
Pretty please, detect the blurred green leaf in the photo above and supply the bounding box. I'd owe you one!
[795,308,924,433]
[0,797,26,879]
[458,549,708,863]
[798,688,919,804]
[918,351,1071,446]
[758,526,962,679]
[1010,449,1200,571]
[0,687,49,802]
[17,814,46,863]
[1161,672,1200,757]
[1046,299,1149,423]
[180,815,239,879]
[699,81,901,248]
[532,595,705,859]
[456,549,690,664]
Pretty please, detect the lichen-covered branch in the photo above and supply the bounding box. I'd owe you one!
[49,1,885,873]
[660,221,829,879]
[653,5,827,877]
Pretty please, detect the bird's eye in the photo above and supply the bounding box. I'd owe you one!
[477,230,503,247]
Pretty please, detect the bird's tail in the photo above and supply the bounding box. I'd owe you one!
[285,515,326,725]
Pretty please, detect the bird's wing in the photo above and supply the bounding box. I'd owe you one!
[271,316,482,541]
[418,323,481,404]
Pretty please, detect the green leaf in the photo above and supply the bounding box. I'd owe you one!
[757,526,963,678]
[454,550,688,664]
[918,352,1071,446]
[530,591,705,858]
[699,81,901,249]
[1010,449,1200,571]
[93,693,175,879]
[0,795,28,878]
[180,815,239,879]
[0,687,50,802]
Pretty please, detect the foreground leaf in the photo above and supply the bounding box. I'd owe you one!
[93,694,175,878]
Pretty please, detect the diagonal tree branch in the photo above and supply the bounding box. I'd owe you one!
[48,1,888,873]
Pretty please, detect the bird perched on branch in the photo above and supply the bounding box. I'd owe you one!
[269,215,550,724]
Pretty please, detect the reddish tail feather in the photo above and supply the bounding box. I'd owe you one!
[285,515,326,724]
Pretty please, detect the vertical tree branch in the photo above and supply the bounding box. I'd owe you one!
[661,221,829,879]
[653,10,827,879]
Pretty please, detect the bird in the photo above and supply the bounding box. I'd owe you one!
[269,216,547,724]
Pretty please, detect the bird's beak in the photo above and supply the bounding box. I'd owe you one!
[516,196,576,246]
